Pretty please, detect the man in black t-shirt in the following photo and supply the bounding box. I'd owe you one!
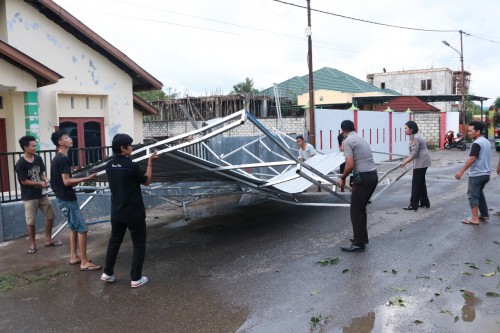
[50,130,100,270]
[15,136,61,254]
[100,133,157,288]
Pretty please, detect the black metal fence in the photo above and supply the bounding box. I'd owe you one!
[0,146,112,203]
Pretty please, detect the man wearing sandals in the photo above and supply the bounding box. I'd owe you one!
[455,121,491,225]
[15,136,62,254]
[50,130,101,271]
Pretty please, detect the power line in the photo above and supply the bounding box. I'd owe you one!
[271,0,458,33]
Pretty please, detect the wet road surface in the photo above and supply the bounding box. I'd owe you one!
[1,148,499,332]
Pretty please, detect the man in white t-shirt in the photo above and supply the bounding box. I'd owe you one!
[296,135,316,161]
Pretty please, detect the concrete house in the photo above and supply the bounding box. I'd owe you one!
[366,68,471,112]
[0,0,162,156]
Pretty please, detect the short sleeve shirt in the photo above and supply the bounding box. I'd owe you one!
[106,155,148,221]
[299,143,317,160]
[342,132,376,172]
[50,152,77,201]
[15,155,45,201]
[469,136,491,177]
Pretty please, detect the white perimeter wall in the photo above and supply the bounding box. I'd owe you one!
[315,109,411,162]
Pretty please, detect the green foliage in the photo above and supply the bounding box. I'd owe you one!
[135,90,166,102]
[494,97,500,108]
[0,275,15,291]
[317,257,340,266]
[310,315,322,328]
[232,77,259,94]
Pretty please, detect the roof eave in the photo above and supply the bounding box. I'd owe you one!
[0,40,63,87]
[24,0,163,92]
[133,94,159,115]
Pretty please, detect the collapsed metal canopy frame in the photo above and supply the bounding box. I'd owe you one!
[60,110,410,236]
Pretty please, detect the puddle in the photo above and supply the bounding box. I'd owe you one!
[337,291,500,332]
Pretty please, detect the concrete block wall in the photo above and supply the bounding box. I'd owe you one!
[144,117,306,139]
[413,112,441,148]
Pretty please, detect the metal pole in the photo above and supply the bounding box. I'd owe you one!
[306,0,315,147]
[459,30,466,129]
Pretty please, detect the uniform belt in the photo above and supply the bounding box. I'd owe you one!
[359,170,377,175]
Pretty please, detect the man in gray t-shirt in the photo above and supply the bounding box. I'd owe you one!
[296,135,316,161]
[337,120,378,252]
[455,121,491,225]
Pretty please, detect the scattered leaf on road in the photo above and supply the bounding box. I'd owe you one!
[310,290,319,296]
[317,257,339,266]
[342,269,349,274]
[414,320,423,325]
[392,287,406,291]
[462,272,472,275]
[392,269,397,274]
[389,296,405,306]
[482,272,496,277]
[486,292,500,297]
[465,262,479,269]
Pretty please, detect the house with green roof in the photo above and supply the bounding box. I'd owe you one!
[258,67,399,108]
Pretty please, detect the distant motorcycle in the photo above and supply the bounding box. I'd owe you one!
[444,130,466,150]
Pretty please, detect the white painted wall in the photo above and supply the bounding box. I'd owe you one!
[3,0,138,149]
[445,111,460,134]
[315,109,412,162]
[314,109,353,153]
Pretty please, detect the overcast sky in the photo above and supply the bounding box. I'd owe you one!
[53,0,500,104]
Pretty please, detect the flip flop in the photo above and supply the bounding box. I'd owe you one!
[69,260,82,265]
[80,264,102,271]
[45,240,63,247]
[27,248,37,254]
[478,216,489,222]
[462,219,479,225]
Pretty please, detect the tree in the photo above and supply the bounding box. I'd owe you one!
[135,89,166,102]
[232,77,259,95]
[494,96,500,109]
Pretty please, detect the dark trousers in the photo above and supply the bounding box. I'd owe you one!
[104,219,147,281]
[410,167,429,207]
[350,171,378,245]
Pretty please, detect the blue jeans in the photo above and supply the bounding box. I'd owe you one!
[56,199,88,233]
[467,175,490,217]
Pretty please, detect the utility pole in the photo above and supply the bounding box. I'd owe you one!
[442,30,466,130]
[459,30,466,128]
[306,0,315,146]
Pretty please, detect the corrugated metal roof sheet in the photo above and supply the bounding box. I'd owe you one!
[258,67,387,99]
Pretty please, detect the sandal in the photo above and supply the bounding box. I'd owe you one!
[80,263,102,271]
[461,219,479,225]
[478,216,489,222]
[27,248,37,254]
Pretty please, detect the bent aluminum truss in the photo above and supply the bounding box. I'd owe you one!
[71,110,409,215]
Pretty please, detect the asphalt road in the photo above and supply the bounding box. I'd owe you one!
[0,148,499,333]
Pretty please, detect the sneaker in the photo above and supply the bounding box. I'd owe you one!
[100,273,115,283]
[131,276,148,288]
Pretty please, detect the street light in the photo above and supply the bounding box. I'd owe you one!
[442,31,466,130]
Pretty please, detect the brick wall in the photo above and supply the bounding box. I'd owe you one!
[143,117,307,139]
[412,112,441,148]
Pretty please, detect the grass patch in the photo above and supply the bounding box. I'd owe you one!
[0,275,16,291]
[0,269,67,292]
[21,270,66,284]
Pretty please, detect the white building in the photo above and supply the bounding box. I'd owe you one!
[367,68,468,112]
[0,0,162,155]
